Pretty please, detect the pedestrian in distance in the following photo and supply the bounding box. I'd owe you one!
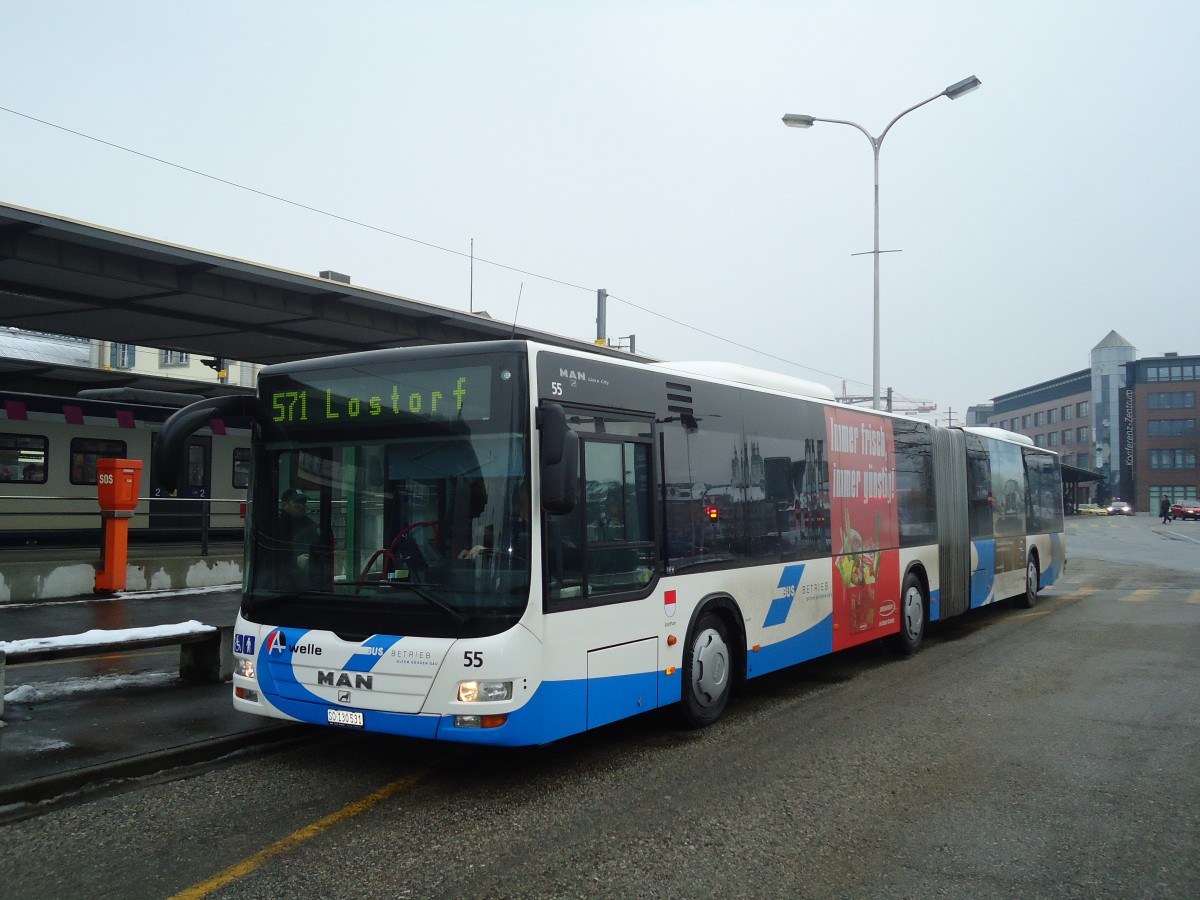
[1159,494,1171,524]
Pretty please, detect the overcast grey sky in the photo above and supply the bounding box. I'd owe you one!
[2,1,1196,422]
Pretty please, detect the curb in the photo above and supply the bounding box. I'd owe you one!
[0,723,308,819]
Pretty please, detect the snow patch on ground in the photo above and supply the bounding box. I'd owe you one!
[0,620,213,655]
[149,567,173,590]
[124,565,148,591]
[185,559,242,588]
[3,671,176,705]
[39,564,97,599]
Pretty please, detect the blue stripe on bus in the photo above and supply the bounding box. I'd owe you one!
[763,563,806,627]
[1042,533,1065,586]
[747,613,833,677]
[342,635,403,672]
[971,539,996,608]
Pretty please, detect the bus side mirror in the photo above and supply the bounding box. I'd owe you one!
[538,403,578,515]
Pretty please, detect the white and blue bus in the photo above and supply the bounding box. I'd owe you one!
[156,340,1066,745]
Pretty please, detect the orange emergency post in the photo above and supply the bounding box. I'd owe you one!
[95,458,143,592]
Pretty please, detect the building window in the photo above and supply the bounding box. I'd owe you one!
[1061,405,1073,421]
[1150,449,1198,469]
[1061,429,1072,445]
[1148,419,1196,437]
[160,349,190,367]
[1077,453,1091,468]
[109,343,136,369]
[1048,408,1058,424]
[1077,426,1090,443]
[1022,414,1032,429]
[1034,411,1046,426]
[1048,432,1058,447]
[1148,391,1196,410]
[1034,434,1046,447]
[1076,401,1089,416]
[1152,485,1198,503]
[1148,364,1197,382]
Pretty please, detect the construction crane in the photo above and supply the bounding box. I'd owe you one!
[838,382,937,415]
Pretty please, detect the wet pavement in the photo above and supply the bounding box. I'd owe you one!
[0,587,301,812]
[2,516,1195,816]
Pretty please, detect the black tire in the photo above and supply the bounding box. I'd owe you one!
[679,611,732,728]
[890,571,927,656]
[1016,555,1039,609]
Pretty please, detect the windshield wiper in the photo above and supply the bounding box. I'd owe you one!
[375,581,470,625]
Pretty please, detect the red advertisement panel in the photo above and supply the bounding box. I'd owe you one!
[825,407,900,650]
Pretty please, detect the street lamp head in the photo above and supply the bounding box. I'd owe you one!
[943,75,981,100]
[781,113,815,129]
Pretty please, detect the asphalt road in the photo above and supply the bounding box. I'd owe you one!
[1,517,1197,899]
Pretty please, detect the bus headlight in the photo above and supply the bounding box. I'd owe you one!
[235,657,256,679]
[457,680,512,702]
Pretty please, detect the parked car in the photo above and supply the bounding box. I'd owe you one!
[1169,500,1200,521]
[1106,500,1134,516]
[1077,503,1108,516]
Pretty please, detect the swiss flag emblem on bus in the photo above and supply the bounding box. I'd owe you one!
[664,590,677,618]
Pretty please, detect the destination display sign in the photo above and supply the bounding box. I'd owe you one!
[262,364,494,429]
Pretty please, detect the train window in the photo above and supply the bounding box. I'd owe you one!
[0,433,48,484]
[232,448,251,489]
[70,438,127,485]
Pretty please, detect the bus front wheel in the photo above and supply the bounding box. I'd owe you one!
[680,611,732,728]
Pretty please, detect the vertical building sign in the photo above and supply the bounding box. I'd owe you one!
[1120,386,1135,505]
[825,408,899,651]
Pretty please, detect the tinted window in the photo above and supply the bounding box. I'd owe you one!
[1023,450,1064,534]
[965,433,993,538]
[0,433,47,483]
[739,390,830,563]
[893,420,936,547]
[70,439,127,485]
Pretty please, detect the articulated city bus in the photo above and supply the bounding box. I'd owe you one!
[156,340,1066,745]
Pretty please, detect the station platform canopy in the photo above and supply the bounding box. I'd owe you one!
[0,202,638,397]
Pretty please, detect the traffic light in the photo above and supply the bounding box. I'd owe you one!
[705,504,720,522]
[201,357,228,379]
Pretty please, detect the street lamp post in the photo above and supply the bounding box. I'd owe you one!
[783,75,981,410]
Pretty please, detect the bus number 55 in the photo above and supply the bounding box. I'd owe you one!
[464,651,483,667]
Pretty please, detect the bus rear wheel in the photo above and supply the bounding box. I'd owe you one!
[1017,556,1039,609]
[680,611,732,728]
[891,571,927,656]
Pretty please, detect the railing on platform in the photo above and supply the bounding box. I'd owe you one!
[0,494,247,556]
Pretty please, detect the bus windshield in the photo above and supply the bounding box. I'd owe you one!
[242,350,530,639]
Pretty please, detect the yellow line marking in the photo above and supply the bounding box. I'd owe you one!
[1188,592,1200,605]
[170,767,432,899]
[1123,589,1156,603]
